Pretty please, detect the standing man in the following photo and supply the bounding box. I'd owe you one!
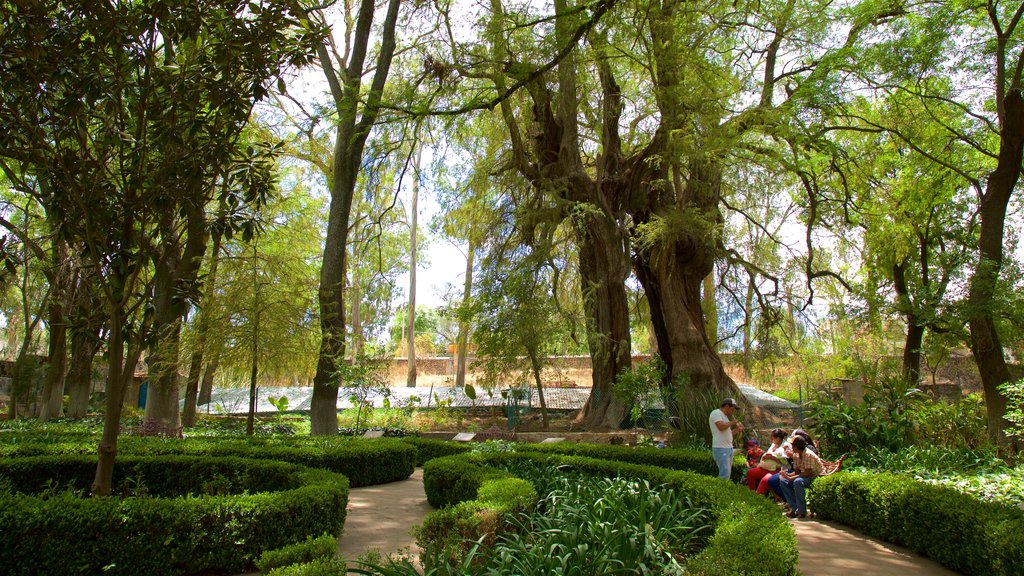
[709,397,743,480]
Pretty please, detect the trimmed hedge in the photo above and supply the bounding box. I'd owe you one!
[399,436,472,466]
[420,451,797,576]
[0,455,349,576]
[518,441,746,482]
[811,472,1024,575]
[0,435,415,487]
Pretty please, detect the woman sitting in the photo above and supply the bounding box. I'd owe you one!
[776,435,824,518]
[745,428,787,494]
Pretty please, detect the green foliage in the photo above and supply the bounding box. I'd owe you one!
[998,378,1024,440]
[0,456,348,576]
[257,533,338,573]
[414,450,796,576]
[811,472,1024,575]
[265,558,347,576]
[399,437,472,466]
[0,434,416,488]
[806,367,989,454]
[337,357,391,431]
[518,439,745,482]
[421,456,512,509]
[613,354,669,429]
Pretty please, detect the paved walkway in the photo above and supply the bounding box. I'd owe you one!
[338,468,430,565]
[338,470,964,575]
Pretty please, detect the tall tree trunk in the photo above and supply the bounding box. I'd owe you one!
[247,316,259,436]
[181,231,222,427]
[181,347,204,427]
[455,240,475,388]
[66,328,100,418]
[893,256,924,386]
[39,297,67,421]
[92,310,126,496]
[969,89,1024,444]
[145,206,207,431]
[65,265,104,419]
[528,345,548,428]
[349,269,363,362]
[406,146,420,388]
[197,352,220,407]
[309,0,401,435]
[632,159,740,421]
[574,212,632,429]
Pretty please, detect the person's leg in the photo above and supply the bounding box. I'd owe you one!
[777,476,797,511]
[757,472,775,495]
[747,467,768,491]
[712,448,733,480]
[765,472,783,498]
[793,476,814,516]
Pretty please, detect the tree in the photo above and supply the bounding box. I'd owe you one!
[306,0,404,435]
[0,0,321,494]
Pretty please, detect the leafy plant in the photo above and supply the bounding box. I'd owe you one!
[998,378,1024,441]
[613,354,669,430]
[337,357,391,431]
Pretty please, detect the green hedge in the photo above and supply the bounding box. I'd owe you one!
[0,455,349,576]
[399,436,471,466]
[518,441,745,482]
[811,472,1024,575]
[0,435,415,487]
[420,451,796,576]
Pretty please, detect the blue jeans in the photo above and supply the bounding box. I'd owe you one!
[778,476,814,515]
[712,448,733,480]
[766,472,784,498]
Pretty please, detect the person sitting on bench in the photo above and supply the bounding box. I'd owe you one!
[776,436,823,518]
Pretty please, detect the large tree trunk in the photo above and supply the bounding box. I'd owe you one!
[632,157,740,426]
[969,89,1024,444]
[66,328,100,418]
[65,267,104,419]
[145,206,207,431]
[309,0,401,435]
[574,211,631,429]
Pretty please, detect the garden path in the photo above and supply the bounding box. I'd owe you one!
[337,469,965,575]
[337,467,429,566]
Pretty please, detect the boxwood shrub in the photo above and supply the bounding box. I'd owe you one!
[399,436,472,466]
[811,471,1024,575]
[0,435,415,487]
[420,451,796,576]
[0,455,349,576]
[519,441,745,482]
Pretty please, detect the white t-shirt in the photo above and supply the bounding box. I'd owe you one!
[709,408,733,448]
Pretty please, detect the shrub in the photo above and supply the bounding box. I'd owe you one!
[257,533,338,573]
[518,440,745,482]
[811,471,1024,575]
[398,436,471,466]
[0,435,415,487]
[418,451,796,576]
[0,455,348,576]
[265,558,347,576]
